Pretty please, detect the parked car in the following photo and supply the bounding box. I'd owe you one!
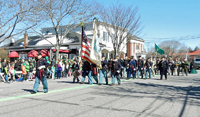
[194,58,200,69]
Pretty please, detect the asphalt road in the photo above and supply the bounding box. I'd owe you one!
[0,71,200,117]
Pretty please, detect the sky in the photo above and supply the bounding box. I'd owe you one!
[97,0,200,50]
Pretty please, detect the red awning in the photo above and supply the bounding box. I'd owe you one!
[40,49,50,57]
[52,49,69,53]
[8,51,19,58]
[27,50,38,57]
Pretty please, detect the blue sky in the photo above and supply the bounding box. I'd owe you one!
[97,0,200,49]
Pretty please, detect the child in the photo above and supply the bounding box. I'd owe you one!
[9,64,15,84]
[51,65,55,80]
[3,65,9,83]
[21,63,27,82]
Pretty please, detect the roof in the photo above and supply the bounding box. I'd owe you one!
[169,49,200,56]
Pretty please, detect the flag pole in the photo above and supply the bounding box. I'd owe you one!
[79,21,84,59]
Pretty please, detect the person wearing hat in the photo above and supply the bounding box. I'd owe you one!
[127,56,137,80]
[159,56,169,80]
[145,57,153,79]
[31,52,49,94]
[110,56,121,86]
[108,58,113,78]
[123,56,130,78]
[136,56,144,79]
[80,59,93,84]
[99,56,108,85]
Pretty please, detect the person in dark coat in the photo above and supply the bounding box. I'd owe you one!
[99,56,108,85]
[145,57,153,79]
[31,53,49,94]
[123,56,130,78]
[137,56,144,79]
[110,57,121,86]
[108,58,113,78]
[127,56,137,80]
[90,63,98,84]
[159,56,169,80]
[80,60,92,84]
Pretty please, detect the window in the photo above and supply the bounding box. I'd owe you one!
[136,45,140,50]
[103,32,106,41]
[102,53,105,57]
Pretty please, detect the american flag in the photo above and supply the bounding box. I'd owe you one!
[81,26,93,63]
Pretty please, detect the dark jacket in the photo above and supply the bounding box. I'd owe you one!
[159,60,168,72]
[123,59,130,67]
[137,59,144,68]
[35,58,48,78]
[111,61,121,75]
[82,61,91,71]
[101,59,108,71]
[145,61,153,69]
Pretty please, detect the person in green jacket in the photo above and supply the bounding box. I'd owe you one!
[25,60,30,81]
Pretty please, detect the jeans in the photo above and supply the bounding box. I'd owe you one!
[4,75,8,82]
[145,69,152,78]
[123,68,127,77]
[81,71,93,84]
[57,70,61,79]
[136,69,143,78]
[111,74,121,84]
[99,70,108,84]
[127,69,136,79]
[33,76,48,92]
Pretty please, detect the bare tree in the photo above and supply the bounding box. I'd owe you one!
[0,0,37,45]
[29,0,98,61]
[99,3,141,57]
[158,41,188,58]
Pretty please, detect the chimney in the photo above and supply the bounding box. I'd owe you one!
[24,32,28,48]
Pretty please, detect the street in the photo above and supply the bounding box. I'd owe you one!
[0,72,200,117]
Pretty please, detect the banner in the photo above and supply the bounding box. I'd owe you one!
[155,44,164,55]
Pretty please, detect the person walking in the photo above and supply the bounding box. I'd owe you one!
[110,57,121,86]
[80,60,92,84]
[136,56,144,79]
[99,56,108,85]
[159,57,169,80]
[145,57,153,79]
[123,56,130,78]
[31,53,48,94]
[127,56,136,80]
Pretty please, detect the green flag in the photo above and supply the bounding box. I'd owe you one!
[155,44,164,55]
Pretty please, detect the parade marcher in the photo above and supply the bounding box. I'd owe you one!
[80,60,92,84]
[174,58,179,76]
[72,60,80,83]
[159,56,169,80]
[123,56,130,78]
[127,56,136,80]
[136,56,144,79]
[90,63,98,84]
[168,58,174,76]
[156,57,160,75]
[22,63,27,82]
[190,59,197,74]
[99,56,108,85]
[108,58,113,78]
[145,57,153,79]
[177,58,181,76]
[117,56,123,77]
[110,57,121,86]
[151,57,156,77]
[31,53,48,94]
[181,58,189,76]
